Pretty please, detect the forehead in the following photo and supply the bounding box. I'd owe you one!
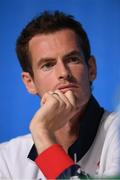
[28,29,81,63]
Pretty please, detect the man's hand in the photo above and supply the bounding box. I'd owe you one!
[29,90,79,154]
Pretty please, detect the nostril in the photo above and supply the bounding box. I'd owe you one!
[59,73,72,81]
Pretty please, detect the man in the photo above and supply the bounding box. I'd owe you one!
[0,11,120,179]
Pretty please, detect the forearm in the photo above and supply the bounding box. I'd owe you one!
[31,128,57,154]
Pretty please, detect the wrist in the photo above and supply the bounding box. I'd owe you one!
[31,128,57,154]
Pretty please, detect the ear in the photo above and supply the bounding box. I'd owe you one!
[21,72,37,95]
[88,56,97,81]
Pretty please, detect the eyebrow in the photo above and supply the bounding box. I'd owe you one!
[37,57,56,67]
[36,50,83,67]
[63,50,84,60]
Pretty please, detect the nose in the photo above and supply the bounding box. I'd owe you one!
[55,59,72,81]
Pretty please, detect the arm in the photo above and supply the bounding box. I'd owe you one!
[30,90,80,155]
[29,90,85,179]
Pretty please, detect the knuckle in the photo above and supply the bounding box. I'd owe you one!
[61,101,66,109]
[66,102,72,111]
[51,98,59,107]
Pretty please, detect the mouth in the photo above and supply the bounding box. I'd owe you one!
[57,84,79,93]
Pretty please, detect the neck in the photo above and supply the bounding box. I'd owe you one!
[55,105,87,152]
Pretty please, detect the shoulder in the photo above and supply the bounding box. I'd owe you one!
[106,111,120,148]
[100,110,120,136]
[104,111,120,136]
[100,110,120,147]
[99,111,120,176]
[0,134,33,148]
[0,134,33,160]
[0,135,44,178]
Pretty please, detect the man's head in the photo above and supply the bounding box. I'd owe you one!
[16,11,91,77]
[16,11,96,106]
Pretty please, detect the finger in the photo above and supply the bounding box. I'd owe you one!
[41,91,63,108]
[51,91,65,108]
[65,90,76,107]
[54,90,70,106]
[41,91,53,105]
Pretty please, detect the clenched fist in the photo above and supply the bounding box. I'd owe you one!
[30,90,80,154]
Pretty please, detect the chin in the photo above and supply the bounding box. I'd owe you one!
[75,91,90,106]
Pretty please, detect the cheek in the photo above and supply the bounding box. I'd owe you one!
[34,72,56,96]
[72,66,89,83]
[72,66,91,104]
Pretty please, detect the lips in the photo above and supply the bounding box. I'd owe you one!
[57,83,79,93]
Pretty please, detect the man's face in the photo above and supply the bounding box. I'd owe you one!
[23,29,96,106]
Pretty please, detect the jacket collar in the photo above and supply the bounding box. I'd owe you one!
[68,95,104,161]
[28,95,104,162]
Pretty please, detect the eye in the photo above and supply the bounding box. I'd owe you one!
[41,62,55,71]
[67,56,82,64]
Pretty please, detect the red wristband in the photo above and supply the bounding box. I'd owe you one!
[35,144,74,179]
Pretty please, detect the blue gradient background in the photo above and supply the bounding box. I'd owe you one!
[0,0,120,142]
